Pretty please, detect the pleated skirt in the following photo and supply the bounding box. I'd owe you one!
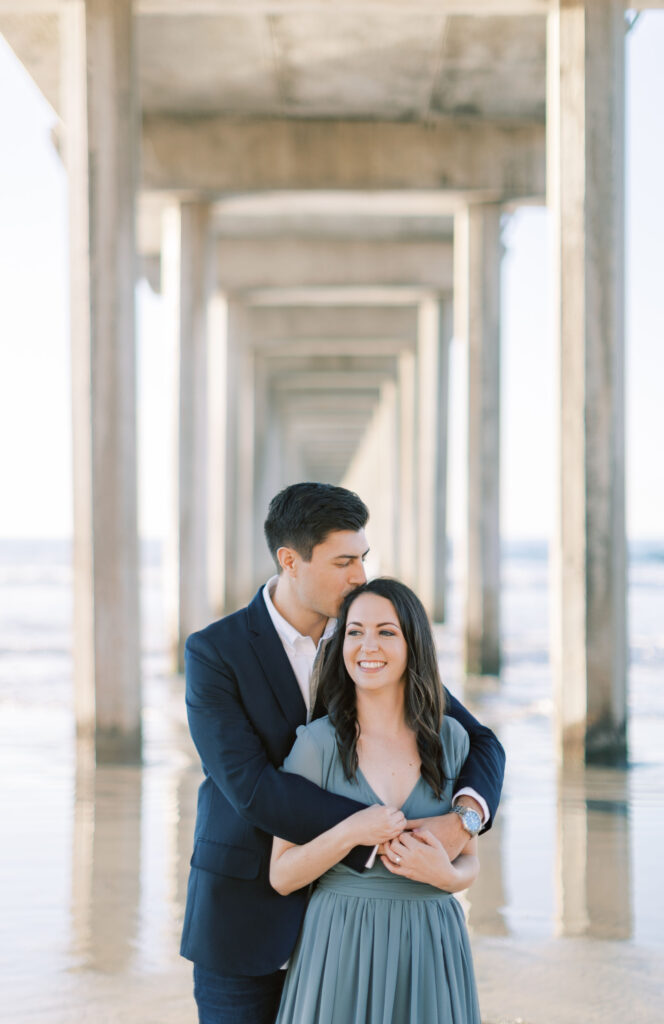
[275,873,481,1024]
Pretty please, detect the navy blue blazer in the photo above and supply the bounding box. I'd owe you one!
[180,587,505,976]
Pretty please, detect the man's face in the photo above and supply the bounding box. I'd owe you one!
[287,529,369,619]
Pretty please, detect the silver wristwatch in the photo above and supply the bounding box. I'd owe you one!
[452,804,482,838]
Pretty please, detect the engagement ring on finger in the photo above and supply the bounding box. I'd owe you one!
[395,856,401,864]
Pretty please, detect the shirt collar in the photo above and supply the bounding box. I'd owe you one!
[263,576,336,648]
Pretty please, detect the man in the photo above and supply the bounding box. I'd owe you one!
[181,482,505,1024]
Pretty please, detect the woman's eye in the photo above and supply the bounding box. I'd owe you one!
[346,629,362,637]
[380,630,396,637]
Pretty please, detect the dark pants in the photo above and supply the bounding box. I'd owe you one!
[193,963,287,1024]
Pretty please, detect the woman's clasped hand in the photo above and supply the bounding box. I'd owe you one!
[380,827,464,890]
[345,804,406,846]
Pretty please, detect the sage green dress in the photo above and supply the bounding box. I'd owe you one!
[275,715,481,1024]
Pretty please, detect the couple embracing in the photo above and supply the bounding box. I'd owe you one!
[181,482,505,1024]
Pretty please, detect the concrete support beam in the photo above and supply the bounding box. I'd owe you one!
[142,117,545,199]
[62,0,141,761]
[548,0,627,763]
[455,203,502,676]
[162,201,211,671]
[137,223,454,290]
[246,304,419,352]
[215,239,454,292]
[139,1,555,13]
[8,2,664,16]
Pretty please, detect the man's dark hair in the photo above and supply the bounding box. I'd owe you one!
[264,482,369,566]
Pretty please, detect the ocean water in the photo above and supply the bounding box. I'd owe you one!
[1,538,663,1023]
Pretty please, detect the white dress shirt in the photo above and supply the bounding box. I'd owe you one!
[263,577,336,721]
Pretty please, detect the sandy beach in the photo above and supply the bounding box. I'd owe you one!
[1,541,663,1023]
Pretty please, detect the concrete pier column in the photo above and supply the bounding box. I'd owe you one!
[162,201,212,671]
[455,204,502,676]
[207,291,229,619]
[62,0,141,760]
[433,299,453,623]
[222,298,255,612]
[416,297,440,617]
[342,380,399,577]
[416,297,452,622]
[548,1,627,762]
[253,365,287,584]
[396,350,418,590]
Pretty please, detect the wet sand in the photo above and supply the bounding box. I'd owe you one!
[2,667,663,1024]
[2,540,664,1023]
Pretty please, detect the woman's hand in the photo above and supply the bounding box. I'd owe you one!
[345,804,407,847]
[380,828,476,891]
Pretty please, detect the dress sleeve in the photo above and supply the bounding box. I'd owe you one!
[441,716,471,783]
[281,725,325,788]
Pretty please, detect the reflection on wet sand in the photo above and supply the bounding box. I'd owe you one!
[466,813,509,937]
[71,742,142,972]
[556,766,632,941]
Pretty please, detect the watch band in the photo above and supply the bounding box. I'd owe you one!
[452,803,482,838]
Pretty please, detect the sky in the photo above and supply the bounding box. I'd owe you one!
[0,15,662,542]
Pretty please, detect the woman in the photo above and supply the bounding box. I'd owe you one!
[270,578,481,1024]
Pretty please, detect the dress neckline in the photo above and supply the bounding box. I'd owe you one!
[356,765,423,813]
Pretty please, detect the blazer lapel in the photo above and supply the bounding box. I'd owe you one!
[246,588,307,731]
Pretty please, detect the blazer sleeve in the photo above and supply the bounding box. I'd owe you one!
[184,632,372,871]
[444,689,506,830]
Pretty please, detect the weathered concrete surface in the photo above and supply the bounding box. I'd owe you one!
[0,3,550,124]
[142,116,545,197]
[138,196,455,263]
[547,0,627,764]
[243,302,420,350]
[215,239,454,292]
[62,0,141,761]
[455,204,502,676]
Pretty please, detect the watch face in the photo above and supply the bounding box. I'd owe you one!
[465,810,481,832]
[459,807,481,834]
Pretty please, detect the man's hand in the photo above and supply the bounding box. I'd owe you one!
[387,812,466,863]
[379,829,471,890]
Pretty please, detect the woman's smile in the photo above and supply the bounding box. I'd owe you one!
[343,592,408,689]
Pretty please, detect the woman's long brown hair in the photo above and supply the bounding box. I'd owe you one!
[318,578,446,798]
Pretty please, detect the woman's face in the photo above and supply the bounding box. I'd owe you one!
[342,592,408,695]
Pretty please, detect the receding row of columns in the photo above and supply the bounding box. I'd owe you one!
[64,0,628,766]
